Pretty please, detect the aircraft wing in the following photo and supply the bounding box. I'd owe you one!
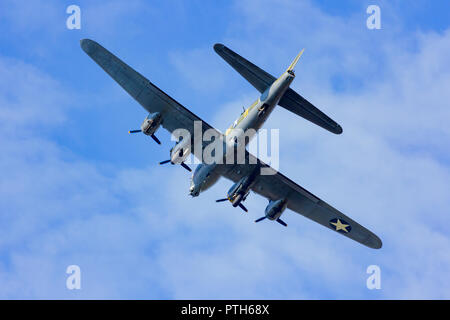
[213,43,276,93]
[80,39,221,151]
[219,151,382,249]
[214,43,342,134]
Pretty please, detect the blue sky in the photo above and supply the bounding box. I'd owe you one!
[0,0,450,299]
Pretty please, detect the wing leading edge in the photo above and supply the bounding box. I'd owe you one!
[80,39,221,153]
[219,151,382,249]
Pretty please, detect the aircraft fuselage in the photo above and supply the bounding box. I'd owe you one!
[189,71,294,196]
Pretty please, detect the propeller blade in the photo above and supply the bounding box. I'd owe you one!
[151,134,161,145]
[276,218,287,227]
[180,162,192,172]
[129,130,141,134]
[159,160,171,165]
[238,203,248,212]
[255,216,266,223]
[216,198,228,202]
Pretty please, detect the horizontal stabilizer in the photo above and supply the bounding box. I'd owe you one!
[214,43,275,93]
[278,89,342,134]
[214,43,342,134]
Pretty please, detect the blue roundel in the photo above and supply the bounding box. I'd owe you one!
[329,218,352,233]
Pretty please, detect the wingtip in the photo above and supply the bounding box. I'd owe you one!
[213,43,225,53]
[326,124,343,134]
[80,38,90,48]
[335,124,343,134]
[374,236,383,249]
[80,38,98,54]
[368,234,383,249]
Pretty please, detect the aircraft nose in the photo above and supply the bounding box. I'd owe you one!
[189,184,198,196]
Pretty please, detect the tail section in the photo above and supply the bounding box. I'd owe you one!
[286,49,305,74]
[214,43,343,134]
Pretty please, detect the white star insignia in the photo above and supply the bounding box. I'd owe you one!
[331,219,350,233]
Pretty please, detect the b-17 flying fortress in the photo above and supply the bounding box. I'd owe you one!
[81,39,381,249]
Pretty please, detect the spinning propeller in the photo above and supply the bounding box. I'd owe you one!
[159,148,191,172]
[254,216,287,227]
[216,198,248,212]
[128,129,161,144]
[159,159,192,172]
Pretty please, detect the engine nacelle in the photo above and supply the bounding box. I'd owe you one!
[141,112,162,136]
[170,137,191,164]
[265,199,287,220]
[227,175,254,207]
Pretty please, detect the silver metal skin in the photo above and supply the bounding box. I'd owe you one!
[265,199,288,220]
[226,176,251,206]
[140,112,161,136]
[189,72,295,196]
[80,39,382,249]
[170,138,191,164]
[225,71,294,150]
[189,164,221,197]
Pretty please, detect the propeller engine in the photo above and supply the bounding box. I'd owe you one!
[216,174,255,212]
[255,199,288,226]
[159,136,192,172]
[129,112,162,144]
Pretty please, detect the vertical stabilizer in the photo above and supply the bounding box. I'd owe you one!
[286,49,305,74]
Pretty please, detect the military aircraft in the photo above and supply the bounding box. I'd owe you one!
[80,39,382,249]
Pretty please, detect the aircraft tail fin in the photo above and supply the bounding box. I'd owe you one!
[286,49,304,74]
[279,48,342,134]
[214,43,343,134]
